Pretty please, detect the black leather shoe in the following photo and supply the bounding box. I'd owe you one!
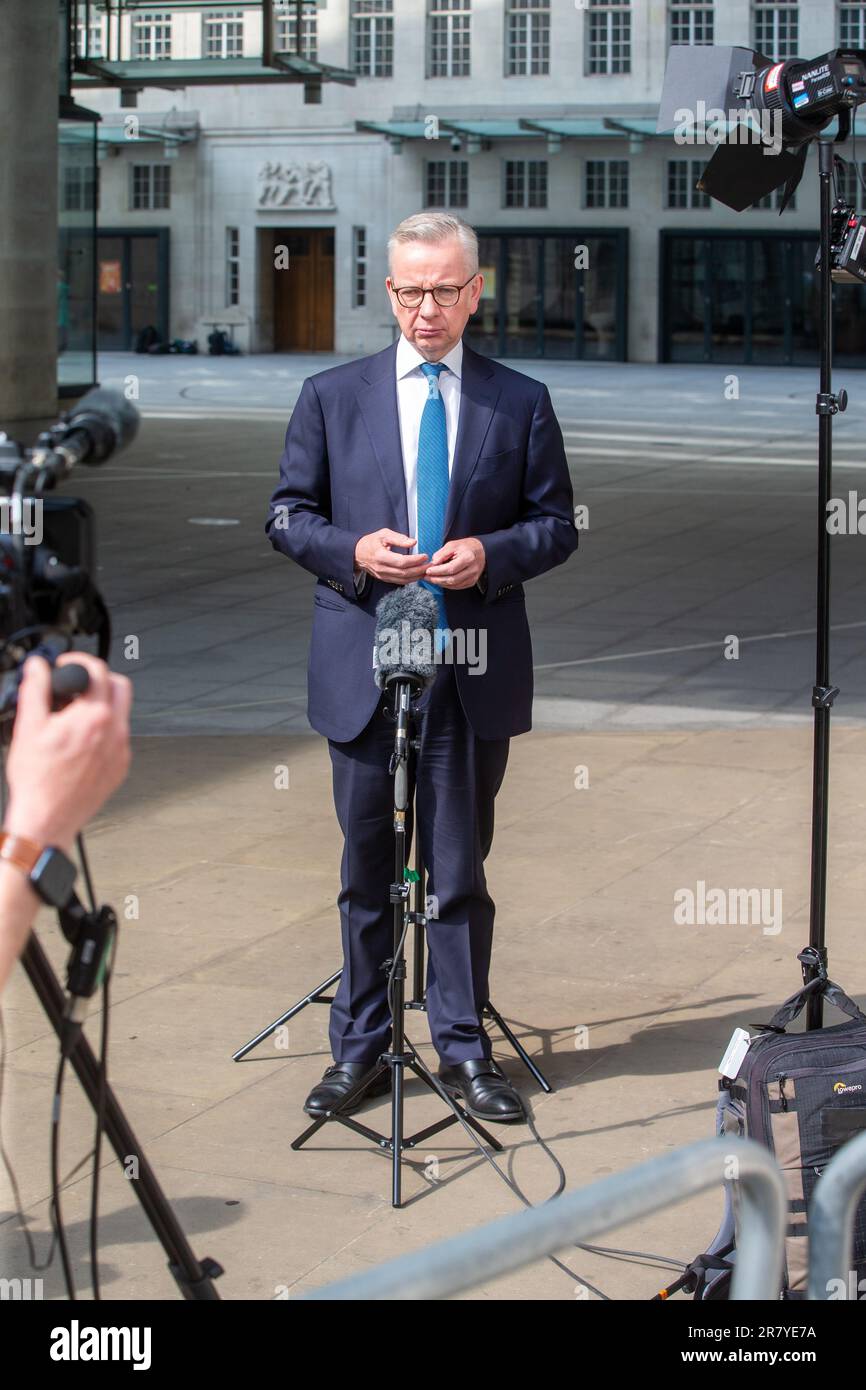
[303,1062,391,1117]
[438,1059,526,1123]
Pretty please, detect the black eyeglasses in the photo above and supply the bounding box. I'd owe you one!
[390,275,477,309]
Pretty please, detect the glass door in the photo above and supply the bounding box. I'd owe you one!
[503,238,541,356]
[96,236,126,349]
[468,231,627,359]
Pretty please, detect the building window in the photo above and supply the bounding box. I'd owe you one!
[585,159,629,208]
[131,164,171,210]
[428,0,471,77]
[351,0,394,77]
[669,2,714,45]
[838,159,866,205]
[505,0,550,77]
[275,1,318,60]
[76,16,104,58]
[353,226,368,308]
[840,5,866,46]
[666,160,711,208]
[752,5,798,60]
[131,11,172,60]
[425,160,469,207]
[503,159,547,208]
[226,227,240,306]
[587,0,631,74]
[750,186,797,210]
[203,9,244,59]
[62,163,98,212]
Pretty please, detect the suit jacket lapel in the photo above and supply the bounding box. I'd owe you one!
[356,341,409,536]
[444,342,500,540]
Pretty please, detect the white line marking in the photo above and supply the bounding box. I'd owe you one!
[533,620,866,672]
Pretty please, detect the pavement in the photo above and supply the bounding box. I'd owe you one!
[2,352,865,1300]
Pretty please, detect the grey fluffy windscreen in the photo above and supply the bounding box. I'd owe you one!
[373,583,440,688]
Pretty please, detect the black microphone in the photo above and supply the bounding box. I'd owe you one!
[33,388,140,485]
[57,387,140,465]
[373,583,440,692]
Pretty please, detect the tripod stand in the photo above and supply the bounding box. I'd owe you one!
[287,674,509,1207]
[233,747,552,1093]
[19,890,223,1299]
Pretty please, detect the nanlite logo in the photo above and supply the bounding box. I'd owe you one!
[49,1321,151,1371]
[833,1080,863,1095]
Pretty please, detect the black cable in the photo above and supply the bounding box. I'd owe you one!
[391,735,687,1297]
[88,915,116,1303]
[75,832,108,1301]
[50,1051,75,1299]
[0,762,111,1300]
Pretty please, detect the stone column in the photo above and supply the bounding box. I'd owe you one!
[0,0,60,424]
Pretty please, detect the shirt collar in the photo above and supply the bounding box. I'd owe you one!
[396,333,463,382]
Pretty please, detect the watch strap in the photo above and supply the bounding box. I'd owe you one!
[0,830,44,876]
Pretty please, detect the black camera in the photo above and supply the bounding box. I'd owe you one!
[0,387,139,734]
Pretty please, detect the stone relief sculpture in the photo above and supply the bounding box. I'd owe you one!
[257,160,335,209]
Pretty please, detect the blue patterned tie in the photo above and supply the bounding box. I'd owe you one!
[416,362,450,654]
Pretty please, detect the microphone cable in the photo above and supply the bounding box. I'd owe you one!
[391,724,687,1298]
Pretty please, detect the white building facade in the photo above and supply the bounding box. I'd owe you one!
[68,0,866,365]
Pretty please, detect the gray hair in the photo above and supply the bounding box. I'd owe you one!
[387,211,479,276]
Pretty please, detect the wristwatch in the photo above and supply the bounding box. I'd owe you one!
[0,831,77,908]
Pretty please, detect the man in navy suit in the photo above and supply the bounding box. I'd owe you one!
[266,212,578,1122]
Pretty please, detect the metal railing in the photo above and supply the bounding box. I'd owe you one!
[808,1129,866,1300]
[300,1136,787,1301]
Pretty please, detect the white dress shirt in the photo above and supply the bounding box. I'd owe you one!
[353,334,462,589]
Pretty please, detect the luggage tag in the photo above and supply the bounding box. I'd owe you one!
[719,1027,752,1080]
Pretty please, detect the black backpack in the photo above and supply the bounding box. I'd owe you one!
[687,963,866,1300]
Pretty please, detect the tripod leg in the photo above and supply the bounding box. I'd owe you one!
[21,935,222,1299]
[406,1054,505,1153]
[483,1000,552,1093]
[232,968,343,1061]
[391,1061,405,1208]
[291,1061,389,1149]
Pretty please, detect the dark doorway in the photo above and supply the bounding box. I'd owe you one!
[272,228,334,351]
[466,229,628,360]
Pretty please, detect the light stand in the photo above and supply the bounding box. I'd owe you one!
[654,125,858,1304]
[802,131,851,1029]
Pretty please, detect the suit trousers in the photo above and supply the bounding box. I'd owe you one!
[326,658,510,1066]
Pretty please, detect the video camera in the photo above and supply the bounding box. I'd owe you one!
[0,387,139,735]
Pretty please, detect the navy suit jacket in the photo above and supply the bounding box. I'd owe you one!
[265,339,578,743]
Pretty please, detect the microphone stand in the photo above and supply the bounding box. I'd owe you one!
[289,672,504,1209]
[233,688,552,1089]
[404,854,552,1093]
